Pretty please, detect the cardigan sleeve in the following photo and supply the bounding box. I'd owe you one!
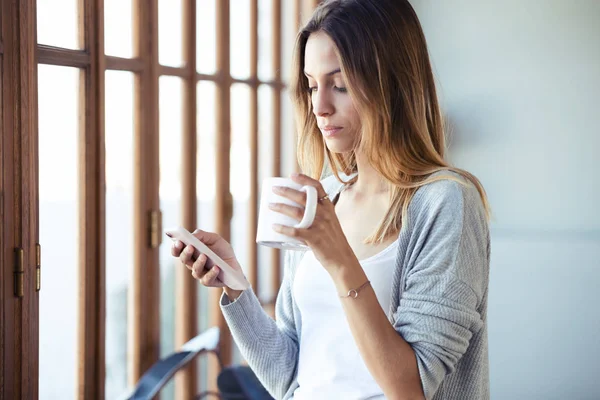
[220,250,300,399]
[392,178,490,399]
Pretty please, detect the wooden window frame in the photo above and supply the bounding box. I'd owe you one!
[0,0,314,398]
[1,0,39,399]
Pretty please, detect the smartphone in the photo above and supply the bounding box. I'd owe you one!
[165,226,250,291]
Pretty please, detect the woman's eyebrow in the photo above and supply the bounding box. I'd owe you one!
[304,68,342,78]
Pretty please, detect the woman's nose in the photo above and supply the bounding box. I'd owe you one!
[312,91,334,117]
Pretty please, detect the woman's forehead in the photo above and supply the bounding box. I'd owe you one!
[304,32,341,77]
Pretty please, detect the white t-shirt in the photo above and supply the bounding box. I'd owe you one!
[291,239,399,400]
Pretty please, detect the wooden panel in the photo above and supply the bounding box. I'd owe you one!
[294,0,302,30]
[106,55,144,72]
[130,0,161,384]
[159,64,189,78]
[0,0,39,398]
[175,0,198,397]
[23,2,39,396]
[293,0,302,174]
[77,0,106,397]
[302,0,317,24]
[1,0,20,397]
[197,73,285,90]
[0,51,5,400]
[248,0,258,292]
[235,77,283,88]
[0,0,2,49]
[0,0,2,50]
[197,72,221,83]
[0,44,3,400]
[37,45,90,68]
[209,0,232,390]
[270,0,282,296]
[18,0,38,397]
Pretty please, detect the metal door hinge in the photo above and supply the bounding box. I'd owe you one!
[149,209,162,248]
[14,248,24,297]
[226,192,234,222]
[36,243,41,291]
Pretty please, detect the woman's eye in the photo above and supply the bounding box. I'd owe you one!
[306,85,346,93]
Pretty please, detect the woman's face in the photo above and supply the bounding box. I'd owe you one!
[304,31,360,154]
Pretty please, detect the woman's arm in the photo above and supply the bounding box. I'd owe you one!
[272,173,488,400]
[171,225,303,398]
[334,179,488,399]
[332,264,425,400]
[220,251,301,399]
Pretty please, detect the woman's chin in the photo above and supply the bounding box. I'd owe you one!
[324,141,354,154]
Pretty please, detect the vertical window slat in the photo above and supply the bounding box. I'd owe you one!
[209,0,233,390]
[79,0,106,397]
[130,0,160,386]
[248,0,259,296]
[176,0,199,397]
[270,0,283,307]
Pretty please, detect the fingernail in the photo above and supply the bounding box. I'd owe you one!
[291,173,300,178]
[272,223,281,231]
[186,247,194,254]
[269,202,277,209]
[272,186,283,193]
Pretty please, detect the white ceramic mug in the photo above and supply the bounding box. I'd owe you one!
[256,177,318,250]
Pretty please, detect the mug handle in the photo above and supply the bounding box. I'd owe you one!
[294,185,318,229]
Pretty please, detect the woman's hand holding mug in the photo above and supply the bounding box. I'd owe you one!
[268,173,357,276]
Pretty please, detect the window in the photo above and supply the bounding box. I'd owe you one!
[1,0,316,397]
[38,64,80,398]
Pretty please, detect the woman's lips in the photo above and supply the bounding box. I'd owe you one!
[320,126,343,137]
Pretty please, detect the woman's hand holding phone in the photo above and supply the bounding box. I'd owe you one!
[170,229,244,301]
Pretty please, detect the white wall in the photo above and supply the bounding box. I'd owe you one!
[410,1,600,398]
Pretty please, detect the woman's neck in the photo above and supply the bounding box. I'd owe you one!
[347,152,389,197]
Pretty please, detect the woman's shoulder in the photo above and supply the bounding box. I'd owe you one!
[415,170,467,197]
[410,170,487,223]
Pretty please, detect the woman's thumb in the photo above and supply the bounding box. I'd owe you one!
[192,229,219,245]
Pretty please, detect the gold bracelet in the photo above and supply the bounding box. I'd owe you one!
[339,280,371,299]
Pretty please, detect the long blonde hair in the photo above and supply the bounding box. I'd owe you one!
[290,0,490,244]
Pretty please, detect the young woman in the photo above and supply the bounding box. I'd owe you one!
[172,1,491,399]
